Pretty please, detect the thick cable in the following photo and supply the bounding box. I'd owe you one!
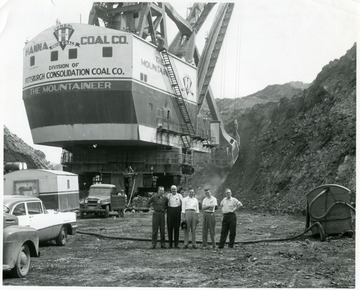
[77,221,329,245]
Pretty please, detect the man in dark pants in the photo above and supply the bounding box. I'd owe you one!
[147,186,168,249]
[167,185,183,248]
[218,188,243,249]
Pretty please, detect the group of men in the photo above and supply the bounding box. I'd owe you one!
[146,185,243,249]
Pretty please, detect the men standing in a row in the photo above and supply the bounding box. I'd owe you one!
[167,185,183,248]
[202,188,218,249]
[218,188,243,249]
[181,189,199,249]
[147,186,168,249]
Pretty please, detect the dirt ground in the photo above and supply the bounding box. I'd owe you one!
[3,210,355,288]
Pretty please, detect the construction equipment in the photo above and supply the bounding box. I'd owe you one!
[22,2,240,194]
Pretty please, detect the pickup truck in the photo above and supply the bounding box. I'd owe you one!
[3,195,77,246]
[80,184,126,218]
[3,214,40,278]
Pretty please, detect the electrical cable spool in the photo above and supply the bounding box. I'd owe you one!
[305,184,355,237]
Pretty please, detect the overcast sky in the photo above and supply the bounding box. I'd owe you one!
[0,0,358,164]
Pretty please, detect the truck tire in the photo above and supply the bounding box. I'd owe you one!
[104,205,110,218]
[80,210,84,219]
[56,226,68,246]
[11,244,31,278]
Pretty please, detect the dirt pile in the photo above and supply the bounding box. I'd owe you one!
[219,44,356,214]
[3,126,51,170]
[188,83,310,197]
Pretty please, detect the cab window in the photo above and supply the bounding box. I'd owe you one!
[12,203,26,216]
[69,48,77,59]
[27,202,43,215]
[51,51,58,61]
[103,47,113,57]
[30,56,35,66]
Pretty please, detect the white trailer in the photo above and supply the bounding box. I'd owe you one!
[4,169,79,212]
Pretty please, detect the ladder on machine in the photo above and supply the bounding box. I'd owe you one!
[159,48,195,149]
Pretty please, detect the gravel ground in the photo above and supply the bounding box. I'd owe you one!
[3,210,355,288]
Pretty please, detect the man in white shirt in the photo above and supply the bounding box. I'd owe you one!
[202,188,218,248]
[219,188,243,249]
[181,189,199,249]
[167,185,183,248]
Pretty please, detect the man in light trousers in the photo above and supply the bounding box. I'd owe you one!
[202,188,218,248]
[181,189,199,249]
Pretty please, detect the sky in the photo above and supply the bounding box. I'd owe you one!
[0,0,359,164]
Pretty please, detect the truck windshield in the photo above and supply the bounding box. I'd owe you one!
[89,187,112,197]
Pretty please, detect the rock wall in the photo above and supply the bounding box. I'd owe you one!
[221,44,356,214]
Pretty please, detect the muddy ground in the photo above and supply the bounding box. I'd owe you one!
[3,210,355,288]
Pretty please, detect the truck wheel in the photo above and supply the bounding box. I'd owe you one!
[104,206,110,218]
[11,244,31,278]
[56,226,68,246]
[80,211,84,219]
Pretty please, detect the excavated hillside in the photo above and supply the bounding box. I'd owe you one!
[216,81,309,124]
[3,126,50,170]
[218,44,356,214]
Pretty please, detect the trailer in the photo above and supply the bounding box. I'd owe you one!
[3,169,79,212]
